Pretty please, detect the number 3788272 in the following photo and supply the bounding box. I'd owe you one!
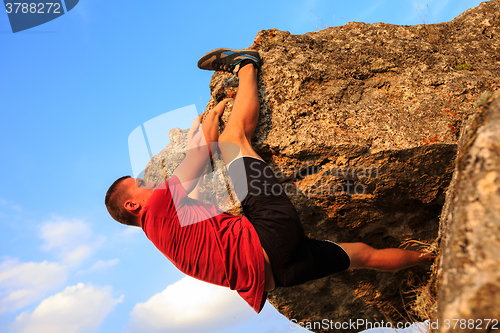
[5,3,61,14]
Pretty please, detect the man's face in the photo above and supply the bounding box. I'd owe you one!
[121,178,157,203]
[134,178,157,190]
[119,178,157,216]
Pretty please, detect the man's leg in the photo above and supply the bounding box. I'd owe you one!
[218,64,262,164]
[217,64,277,291]
[197,48,262,163]
[339,242,433,271]
[198,49,274,290]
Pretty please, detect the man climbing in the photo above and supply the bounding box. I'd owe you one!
[105,48,433,313]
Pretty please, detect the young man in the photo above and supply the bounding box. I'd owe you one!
[105,48,432,313]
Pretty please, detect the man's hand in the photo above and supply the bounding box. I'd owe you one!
[200,98,230,155]
[187,114,203,149]
[210,98,230,117]
[188,99,230,152]
[173,99,231,195]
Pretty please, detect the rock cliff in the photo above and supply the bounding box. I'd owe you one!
[436,90,500,332]
[145,0,500,331]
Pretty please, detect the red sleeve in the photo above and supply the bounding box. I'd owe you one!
[141,175,185,225]
[167,175,187,209]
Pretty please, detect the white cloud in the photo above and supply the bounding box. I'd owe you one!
[88,259,120,272]
[12,283,123,333]
[0,198,22,213]
[0,258,67,314]
[40,219,104,266]
[126,276,254,333]
[115,226,142,239]
[76,259,120,276]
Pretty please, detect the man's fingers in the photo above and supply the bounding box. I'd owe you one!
[212,98,232,116]
[199,98,232,124]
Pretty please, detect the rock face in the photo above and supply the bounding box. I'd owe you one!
[145,0,500,330]
[436,91,500,331]
[145,128,188,184]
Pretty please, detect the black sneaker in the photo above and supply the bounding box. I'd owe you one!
[197,48,261,74]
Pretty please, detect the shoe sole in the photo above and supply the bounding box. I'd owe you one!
[197,48,261,71]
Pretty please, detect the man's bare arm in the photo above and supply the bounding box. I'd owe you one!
[173,99,229,195]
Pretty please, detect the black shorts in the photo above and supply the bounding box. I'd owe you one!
[227,156,350,287]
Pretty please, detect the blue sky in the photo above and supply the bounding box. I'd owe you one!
[0,1,484,332]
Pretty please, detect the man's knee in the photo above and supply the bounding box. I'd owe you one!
[219,128,249,146]
[340,242,374,269]
[219,127,261,164]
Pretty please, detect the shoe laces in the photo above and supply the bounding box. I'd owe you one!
[213,60,234,73]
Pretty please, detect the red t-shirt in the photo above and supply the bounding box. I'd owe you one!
[140,175,267,313]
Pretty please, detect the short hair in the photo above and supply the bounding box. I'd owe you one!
[105,176,137,226]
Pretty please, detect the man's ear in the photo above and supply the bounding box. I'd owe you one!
[124,200,141,214]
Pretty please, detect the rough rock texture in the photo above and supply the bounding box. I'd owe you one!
[145,0,500,330]
[436,91,500,331]
[146,127,188,184]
